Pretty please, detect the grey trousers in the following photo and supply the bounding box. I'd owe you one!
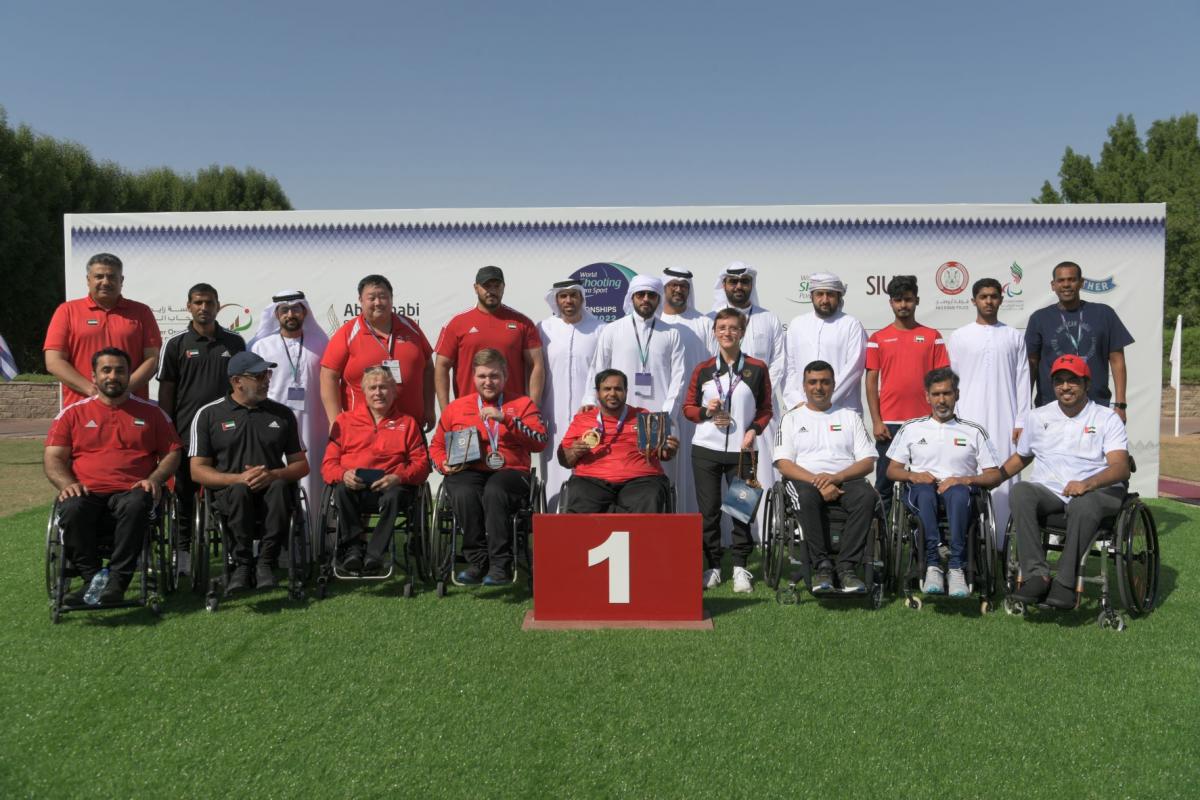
[1010,481,1125,589]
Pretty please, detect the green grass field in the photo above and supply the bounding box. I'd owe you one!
[2,501,1199,798]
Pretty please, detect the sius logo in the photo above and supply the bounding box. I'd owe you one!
[789,274,813,304]
[865,275,901,296]
[1083,275,1117,293]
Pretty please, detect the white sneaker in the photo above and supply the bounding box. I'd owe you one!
[176,550,191,576]
[732,566,753,593]
[922,566,945,594]
[702,568,721,590]
[948,568,970,598]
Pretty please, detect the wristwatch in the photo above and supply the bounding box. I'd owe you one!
[1112,402,1128,410]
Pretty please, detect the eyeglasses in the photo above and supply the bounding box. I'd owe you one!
[237,371,272,381]
[276,304,306,315]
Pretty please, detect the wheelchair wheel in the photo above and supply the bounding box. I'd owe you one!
[45,502,63,600]
[1001,519,1025,616]
[151,494,177,596]
[1115,499,1159,617]
[974,492,998,611]
[762,486,786,590]
[287,488,310,599]
[429,483,457,594]
[867,512,888,610]
[892,507,914,597]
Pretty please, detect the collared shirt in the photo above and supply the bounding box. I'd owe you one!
[865,323,949,423]
[429,392,548,474]
[190,394,304,473]
[774,404,875,474]
[44,296,163,407]
[1016,400,1128,501]
[886,415,1000,480]
[559,405,665,483]
[46,395,181,495]
[321,314,432,421]
[157,323,246,434]
[434,305,540,399]
[320,402,431,486]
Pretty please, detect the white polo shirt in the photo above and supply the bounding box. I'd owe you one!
[774,404,875,474]
[886,415,1000,480]
[1016,400,1128,501]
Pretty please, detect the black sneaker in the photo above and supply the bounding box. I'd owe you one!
[1044,580,1077,610]
[1010,575,1050,604]
[482,570,512,587]
[340,544,364,573]
[62,584,90,608]
[98,575,129,604]
[227,564,253,593]
[255,561,278,589]
[363,555,386,574]
[454,566,484,585]
[839,571,867,594]
[811,567,835,594]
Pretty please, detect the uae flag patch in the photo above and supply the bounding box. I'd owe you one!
[221,421,236,431]
[1084,425,1097,434]
[133,418,146,427]
[829,423,843,432]
[185,349,200,358]
[506,322,518,329]
[953,436,968,447]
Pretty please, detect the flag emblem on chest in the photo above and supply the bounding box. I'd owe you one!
[133,418,146,427]
[185,349,200,358]
[221,421,236,431]
[829,424,842,432]
[953,436,967,446]
[1084,425,1097,434]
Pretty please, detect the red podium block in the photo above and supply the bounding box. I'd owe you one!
[525,513,712,630]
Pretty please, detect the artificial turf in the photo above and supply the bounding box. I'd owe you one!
[2,500,1198,798]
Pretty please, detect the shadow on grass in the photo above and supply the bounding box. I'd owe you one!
[704,595,770,617]
[1150,504,1193,538]
[65,604,166,628]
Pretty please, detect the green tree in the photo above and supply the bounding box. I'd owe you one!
[1036,113,1200,324]
[0,105,292,374]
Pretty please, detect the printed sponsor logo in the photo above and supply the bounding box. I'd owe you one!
[1004,261,1024,297]
[1083,275,1117,293]
[85,419,98,428]
[798,426,809,433]
[468,326,479,334]
[570,262,636,323]
[865,275,901,296]
[269,420,281,428]
[916,438,928,445]
[935,261,969,295]
[216,303,254,334]
[789,274,813,304]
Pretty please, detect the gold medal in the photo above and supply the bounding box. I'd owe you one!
[581,429,602,448]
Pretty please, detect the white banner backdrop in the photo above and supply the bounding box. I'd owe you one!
[64,203,1165,496]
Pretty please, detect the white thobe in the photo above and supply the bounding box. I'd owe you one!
[709,304,785,541]
[537,314,603,511]
[661,309,713,514]
[589,314,686,415]
[783,311,868,413]
[251,332,329,526]
[947,321,1031,541]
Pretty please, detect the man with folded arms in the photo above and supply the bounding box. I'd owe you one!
[558,369,679,513]
[44,347,182,606]
[321,366,431,573]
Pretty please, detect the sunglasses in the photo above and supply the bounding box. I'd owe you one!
[725,277,753,286]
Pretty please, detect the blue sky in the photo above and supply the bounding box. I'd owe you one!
[2,0,1198,210]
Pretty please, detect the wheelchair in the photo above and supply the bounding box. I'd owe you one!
[556,478,677,514]
[761,480,889,608]
[890,483,998,612]
[427,468,546,597]
[1001,489,1159,631]
[45,491,177,624]
[312,482,433,599]
[191,484,311,611]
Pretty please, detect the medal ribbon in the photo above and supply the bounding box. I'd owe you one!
[713,352,744,410]
[478,393,504,455]
[595,405,630,443]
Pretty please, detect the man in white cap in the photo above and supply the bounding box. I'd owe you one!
[537,279,603,511]
[248,290,330,519]
[659,268,711,513]
[783,272,867,413]
[709,261,785,510]
[948,277,1031,541]
[589,275,686,418]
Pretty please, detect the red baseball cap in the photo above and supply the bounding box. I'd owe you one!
[1050,354,1091,379]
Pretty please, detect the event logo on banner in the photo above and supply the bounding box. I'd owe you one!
[1004,261,1024,297]
[333,299,425,333]
[570,262,635,322]
[936,261,969,295]
[1083,275,1118,293]
[788,274,814,305]
[217,303,254,334]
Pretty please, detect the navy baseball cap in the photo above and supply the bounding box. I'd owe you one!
[228,351,276,377]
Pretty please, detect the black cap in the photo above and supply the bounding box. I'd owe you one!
[475,266,505,284]
[228,351,276,377]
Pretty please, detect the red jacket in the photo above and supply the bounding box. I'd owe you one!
[430,392,547,474]
[558,405,665,483]
[321,402,430,485]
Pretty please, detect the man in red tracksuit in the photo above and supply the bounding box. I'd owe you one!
[557,369,678,513]
[321,366,431,574]
[430,348,548,586]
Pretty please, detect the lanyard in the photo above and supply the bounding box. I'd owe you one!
[280,332,304,385]
[1059,306,1084,354]
[477,393,504,453]
[595,405,630,443]
[714,352,744,409]
[631,316,656,368]
[362,315,395,358]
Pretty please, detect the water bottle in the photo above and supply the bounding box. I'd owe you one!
[83,568,110,606]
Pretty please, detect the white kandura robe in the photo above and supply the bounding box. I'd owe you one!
[251,332,329,527]
[947,321,1031,543]
[537,313,603,511]
[783,310,868,413]
[708,304,786,542]
[661,308,713,514]
[589,314,686,415]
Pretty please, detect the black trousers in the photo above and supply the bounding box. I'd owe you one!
[59,489,153,584]
[333,483,416,559]
[213,481,294,566]
[565,475,669,514]
[174,454,198,548]
[692,446,754,570]
[443,468,529,575]
[873,422,902,515]
[1010,481,1126,590]
[786,478,876,572]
